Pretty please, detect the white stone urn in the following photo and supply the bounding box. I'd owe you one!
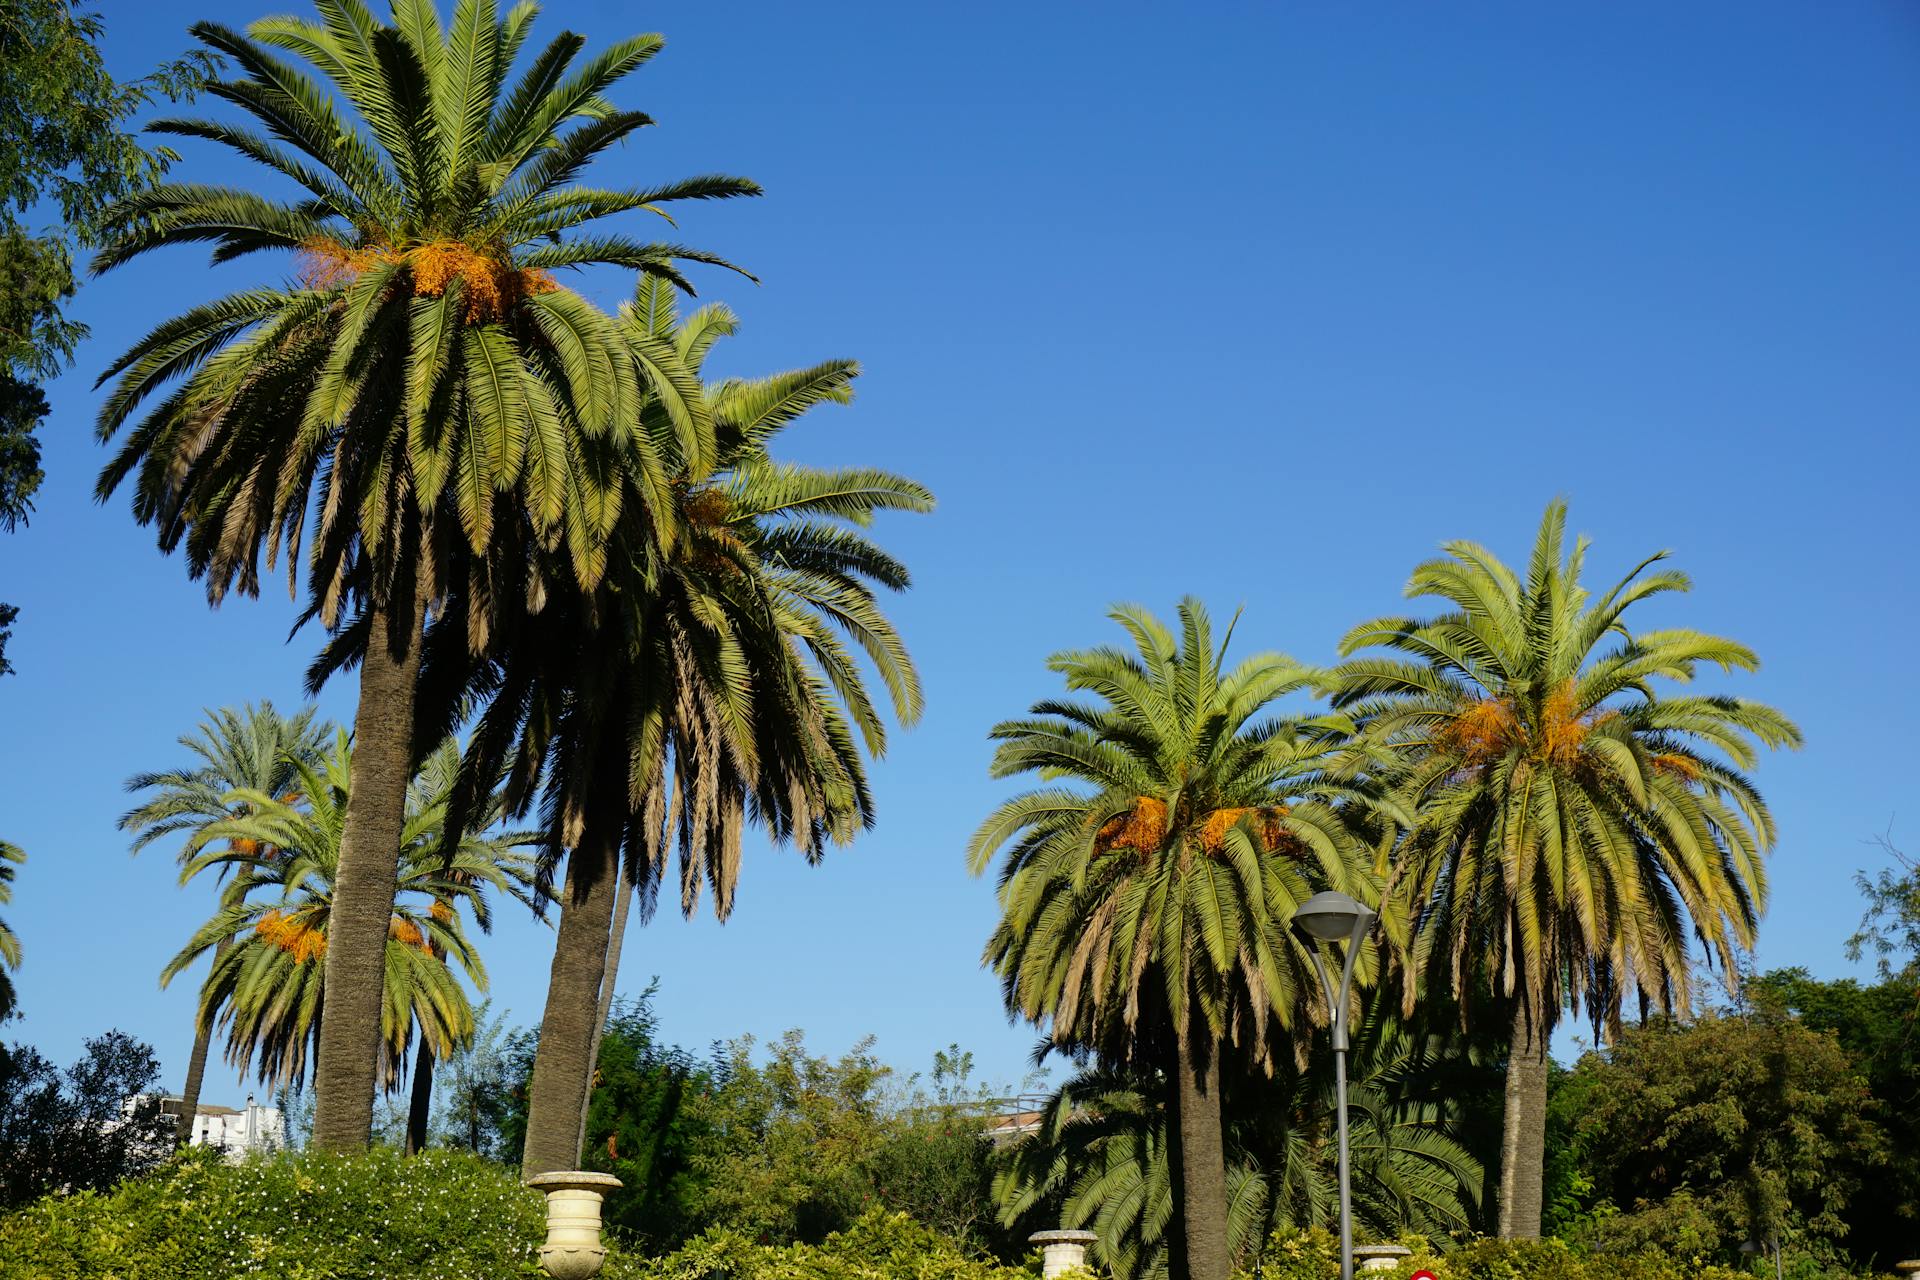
[527,1170,622,1280]
[1030,1229,1099,1278]
[1354,1243,1412,1273]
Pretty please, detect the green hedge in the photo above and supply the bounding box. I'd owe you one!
[0,1149,1036,1280]
[0,1147,549,1279]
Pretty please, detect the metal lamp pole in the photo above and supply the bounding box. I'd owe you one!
[1290,891,1377,1280]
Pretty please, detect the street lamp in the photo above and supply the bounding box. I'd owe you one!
[1290,891,1377,1280]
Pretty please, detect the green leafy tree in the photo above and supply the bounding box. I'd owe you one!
[409,281,929,1177]
[119,700,330,1139]
[91,0,757,1150]
[970,599,1388,1280]
[0,841,21,1020]
[1848,834,1919,985]
[1553,1010,1883,1261]
[427,998,517,1158]
[159,732,533,1113]
[0,0,215,673]
[0,1030,175,1209]
[1332,500,1801,1238]
[1749,967,1918,1267]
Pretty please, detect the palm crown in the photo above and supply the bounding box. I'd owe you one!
[92,0,759,617]
[161,732,533,1090]
[1332,500,1802,1033]
[422,279,931,915]
[971,599,1383,1067]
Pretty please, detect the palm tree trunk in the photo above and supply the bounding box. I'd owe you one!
[574,856,631,1161]
[1498,1001,1551,1239]
[405,1036,434,1155]
[310,587,426,1151]
[1173,1027,1232,1280]
[520,824,620,1178]
[174,935,232,1145]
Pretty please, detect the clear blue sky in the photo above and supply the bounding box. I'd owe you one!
[2,0,1916,1105]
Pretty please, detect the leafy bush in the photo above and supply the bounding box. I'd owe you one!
[1239,1229,1869,1280]
[0,1031,173,1209]
[610,1209,1039,1280]
[0,1147,552,1279]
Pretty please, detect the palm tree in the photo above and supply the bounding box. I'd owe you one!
[161,731,533,1126]
[1330,499,1801,1238]
[408,280,931,1175]
[119,701,330,1141]
[968,600,1388,1280]
[91,0,757,1149]
[0,841,22,1021]
[996,1010,1484,1280]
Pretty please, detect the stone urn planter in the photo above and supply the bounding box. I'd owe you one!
[1030,1229,1099,1278]
[1354,1243,1412,1273]
[1892,1262,1918,1278]
[527,1171,622,1280]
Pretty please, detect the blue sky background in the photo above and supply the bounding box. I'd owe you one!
[1,0,1916,1107]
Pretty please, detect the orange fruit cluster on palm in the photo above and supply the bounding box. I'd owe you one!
[1094,796,1290,857]
[1440,680,1608,769]
[297,236,558,323]
[255,908,327,964]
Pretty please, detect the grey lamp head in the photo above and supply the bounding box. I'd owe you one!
[1290,890,1376,942]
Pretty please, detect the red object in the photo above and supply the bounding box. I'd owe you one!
[1411,1271,1439,1280]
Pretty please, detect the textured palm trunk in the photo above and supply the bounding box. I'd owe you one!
[174,935,232,1145]
[520,825,620,1178]
[310,589,425,1151]
[1173,1028,1232,1280]
[405,1036,434,1155]
[1498,1002,1551,1239]
[574,857,631,1160]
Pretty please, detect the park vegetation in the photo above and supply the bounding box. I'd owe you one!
[0,3,1910,1280]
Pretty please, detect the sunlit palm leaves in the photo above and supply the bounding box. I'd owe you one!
[0,841,22,1019]
[93,1,758,618]
[160,732,533,1090]
[970,598,1385,1069]
[1332,499,1801,1034]
[424,278,929,917]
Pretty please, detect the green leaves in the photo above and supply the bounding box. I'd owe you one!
[1331,500,1801,1040]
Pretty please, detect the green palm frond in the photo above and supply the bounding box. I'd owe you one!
[1332,500,1801,1038]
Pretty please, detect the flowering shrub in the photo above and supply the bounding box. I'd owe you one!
[0,1146,549,1279]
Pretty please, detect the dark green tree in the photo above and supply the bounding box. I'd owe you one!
[0,1031,175,1208]
[1555,1010,1884,1261]
[1749,967,1919,1267]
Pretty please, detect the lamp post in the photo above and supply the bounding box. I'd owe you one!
[1290,890,1377,1280]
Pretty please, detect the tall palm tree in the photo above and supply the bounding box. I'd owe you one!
[1330,500,1800,1238]
[406,280,931,1175]
[161,731,533,1117]
[969,600,1388,1280]
[0,841,22,1022]
[119,701,330,1141]
[91,0,757,1148]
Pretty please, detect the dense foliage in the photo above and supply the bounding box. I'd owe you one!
[0,1031,173,1209]
[0,1147,548,1279]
